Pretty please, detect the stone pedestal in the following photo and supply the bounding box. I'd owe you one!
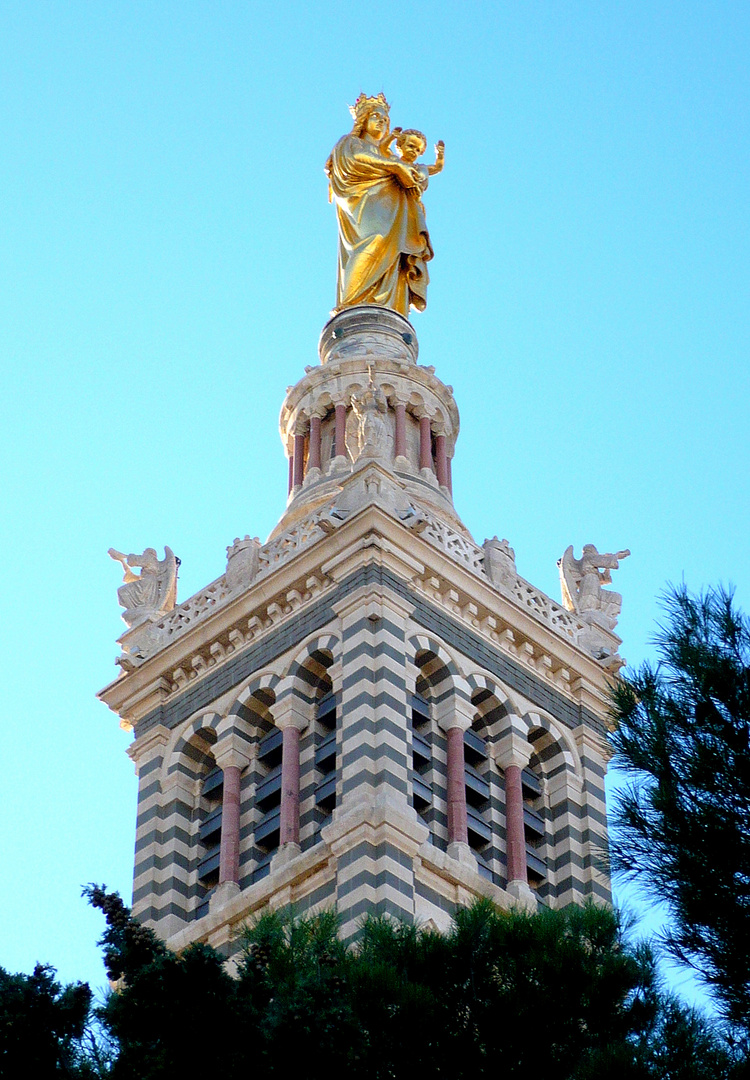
[319,305,418,365]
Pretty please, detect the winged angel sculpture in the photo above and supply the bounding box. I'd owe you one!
[108,546,179,628]
[558,544,630,631]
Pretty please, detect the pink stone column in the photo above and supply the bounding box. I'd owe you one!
[334,403,347,458]
[446,726,469,846]
[419,415,432,471]
[504,764,528,885]
[394,402,407,459]
[279,725,301,846]
[435,432,449,488]
[293,431,306,489]
[218,764,242,885]
[288,454,294,495]
[447,455,453,496]
[308,415,322,472]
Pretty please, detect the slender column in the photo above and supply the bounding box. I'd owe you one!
[334,403,347,459]
[212,739,253,892]
[446,726,469,845]
[308,414,322,472]
[288,454,294,495]
[293,430,306,488]
[504,765,527,885]
[434,432,449,488]
[273,697,310,857]
[394,401,407,459]
[419,414,432,471]
[218,765,242,885]
[279,725,301,845]
[436,696,474,862]
[493,728,534,897]
[447,454,453,495]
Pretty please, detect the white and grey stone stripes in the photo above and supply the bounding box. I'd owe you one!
[337,598,412,807]
[124,550,613,946]
[326,589,420,932]
[133,724,212,934]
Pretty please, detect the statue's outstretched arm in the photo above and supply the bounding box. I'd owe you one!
[427,140,445,175]
[108,548,140,582]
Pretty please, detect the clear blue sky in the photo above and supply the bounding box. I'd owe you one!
[1,1,748,1006]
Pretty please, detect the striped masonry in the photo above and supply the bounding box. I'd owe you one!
[127,554,613,937]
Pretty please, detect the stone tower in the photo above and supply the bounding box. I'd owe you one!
[99,305,621,959]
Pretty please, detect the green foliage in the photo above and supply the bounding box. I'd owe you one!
[439,899,654,1077]
[84,886,240,1078]
[637,997,743,1080]
[236,908,360,1077]
[77,885,747,1078]
[82,886,166,984]
[609,585,750,1032]
[351,913,448,1075]
[0,962,93,1078]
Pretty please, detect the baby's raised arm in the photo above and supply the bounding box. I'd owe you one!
[427,140,445,176]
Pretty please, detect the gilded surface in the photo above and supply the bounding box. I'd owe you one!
[325,93,444,316]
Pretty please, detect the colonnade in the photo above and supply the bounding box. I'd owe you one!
[209,693,532,893]
[286,399,453,496]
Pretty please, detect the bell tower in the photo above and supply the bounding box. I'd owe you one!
[99,303,621,958]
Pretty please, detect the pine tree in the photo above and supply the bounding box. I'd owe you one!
[609,584,750,1035]
[0,962,94,1078]
[83,885,746,1078]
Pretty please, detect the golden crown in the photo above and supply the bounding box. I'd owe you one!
[348,92,390,122]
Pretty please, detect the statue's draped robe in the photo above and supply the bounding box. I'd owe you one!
[327,135,433,316]
[118,571,161,613]
[116,548,178,626]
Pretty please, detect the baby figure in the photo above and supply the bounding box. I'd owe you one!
[379,126,443,278]
[397,128,445,180]
[381,127,445,191]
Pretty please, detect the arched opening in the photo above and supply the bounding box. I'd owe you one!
[524,725,556,899]
[307,649,336,836]
[246,688,278,882]
[187,727,219,917]
[413,648,456,851]
[466,689,505,883]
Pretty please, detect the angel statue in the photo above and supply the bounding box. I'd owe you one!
[108,546,179,628]
[325,93,443,316]
[558,544,631,631]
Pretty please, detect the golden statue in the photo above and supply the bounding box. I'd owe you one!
[325,93,444,317]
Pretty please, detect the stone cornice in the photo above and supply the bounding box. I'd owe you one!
[100,503,620,733]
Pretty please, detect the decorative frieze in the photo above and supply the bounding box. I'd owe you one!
[116,495,621,680]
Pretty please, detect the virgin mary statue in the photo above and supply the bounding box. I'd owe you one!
[325,93,433,317]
